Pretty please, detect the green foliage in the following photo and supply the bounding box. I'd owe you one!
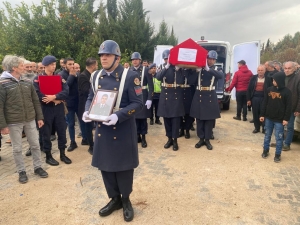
[261,32,300,64]
[0,0,178,68]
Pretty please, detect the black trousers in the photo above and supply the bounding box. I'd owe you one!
[101,169,134,198]
[236,91,247,118]
[136,118,148,135]
[40,103,67,151]
[180,114,194,130]
[150,99,160,120]
[85,122,94,147]
[252,96,264,130]
[196,119,215,139]
[163,117,180,138]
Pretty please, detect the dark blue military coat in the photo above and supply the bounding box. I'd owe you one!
[130,65,154,119]
[156,65,185,118]
[85,65,143,172]
[182,69,195,114]
[190,68,223,120]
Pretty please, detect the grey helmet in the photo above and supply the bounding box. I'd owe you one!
[131,52,142,60]
[162,49,170,59]
[98,40,121,56]
[207,50,218,59]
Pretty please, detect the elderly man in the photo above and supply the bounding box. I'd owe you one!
[264,61,278,88]
[0,55,48,183]
[282,61,300,150]
[37,62,45,74]
[74,63,81,73]
[247,65,266,133]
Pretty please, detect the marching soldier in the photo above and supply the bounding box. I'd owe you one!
[130,52,154,148]
[156,53,185,151]
[190,50,223,150]
[83,40,143,222]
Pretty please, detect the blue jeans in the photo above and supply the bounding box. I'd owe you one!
[284,113,295,146]
[66,108,79,142]
[263,118,284,155]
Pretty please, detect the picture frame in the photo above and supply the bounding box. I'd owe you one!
[88,89,118,122]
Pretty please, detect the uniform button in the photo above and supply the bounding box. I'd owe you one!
[175,93,177,95]
[201,79,203,81]
[210,95,211,97]
[184,98,186,99]
[114,88,117,90]
[116,79,119,81]
[98,134,101,137]
[200,95,202,97]
[101,77,103,79]
[114,137,117,140]
[210,101,211,102]
[166,98,168,100]
[98,124,101,127]
[113,127,116,130]
[165,88,167,90]
[175,98,177,99]
[166,93,167,95]
[98,85,101,88]
[200,100,201,102]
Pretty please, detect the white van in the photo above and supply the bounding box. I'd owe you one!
[196,39,261,110]
[153,45,173,67]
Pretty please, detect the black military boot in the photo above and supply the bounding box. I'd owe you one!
[88,146,93,155]
[261,149,269,159]
[195,138,205,148]
[173,138,178,151]
[67,141,78,152]
[185,130,190,139]
[141,135,147,148]
[179,129,184,137]
[205,139,213,150]
[150,119,154,125]
[99,195,122,217]
[233,116,241,121]
[122,197,134,222]
[137,134,141,143]
[60,149,72,164]
[164,138,173,149]
[45,151,59,166]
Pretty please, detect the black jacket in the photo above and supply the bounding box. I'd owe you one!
[261,72,292,122]
[78,69,92,119]
[246,75,265,101]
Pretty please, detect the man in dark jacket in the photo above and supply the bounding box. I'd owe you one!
[58,58,79,151]
[78,57,98,155]
[226,60,253,121]
[247,65,266,133]
[260,72,292,163]
[282,61,300,150]
[264,61,278,89]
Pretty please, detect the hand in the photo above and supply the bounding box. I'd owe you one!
[42,95,56,104]
[283,120,288,126]
[259,117,264,122]
[37,120,44,128]
[82,111,92,123]
[1,127,9,135]
[196,67,201,72]
[69,67,76,76]
[295,112,300,116]
[225,88,230,93]
[247,101,251,106]
[204,60,209,71]
[175,66,180,71]
[103,114,118,126]
[145,100,152,109]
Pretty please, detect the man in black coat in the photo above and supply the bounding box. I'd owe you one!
[83,40,143,222]
[78,57,98,154]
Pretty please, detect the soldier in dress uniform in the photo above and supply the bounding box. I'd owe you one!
[130,52,154,148]
[159,49,170,70]
[190,50,223,150]
[82,40,143,222]
[156,54,185,151]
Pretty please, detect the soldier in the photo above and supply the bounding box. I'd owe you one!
[156,52,185,151]
[33,55,72,166]
[130,52,154,148]
[159,49,170,70]
[190,50,223,150]
[82,40,143,222]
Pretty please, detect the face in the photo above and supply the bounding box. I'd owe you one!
[100,54,120,71]
[257,66,266,77]
[37,63,45,73]
[31,62,37,72]
[274,64,281,71]
[131,59,141,67]
[124,63,129,69]
[164,59,168,63]
[207,58,216,67]
[101,95,108,104]
[13,62,24,76]
[284,62,296,76]
[60,59,65,68]
[150,67,156,75]
[74,63,80,72]
[24,63,32,73]
[65,60,74,72]
[143,61,148,67]
[45,62,56,74]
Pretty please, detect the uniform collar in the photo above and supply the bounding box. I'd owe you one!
[101,65,124,78]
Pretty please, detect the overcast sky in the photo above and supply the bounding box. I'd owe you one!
[2,0,300,46]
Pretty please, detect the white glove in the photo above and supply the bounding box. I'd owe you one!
[82,111,92,122]
[103,114,118,126]
[145,100,152,109]
[196,68,201,72]
[175,66,180,71]
[204,60,209,71]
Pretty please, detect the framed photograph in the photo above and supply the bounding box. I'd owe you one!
[88,89,118,122]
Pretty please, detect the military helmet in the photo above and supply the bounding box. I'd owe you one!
[207,50,218,59]
[131,52,141,60]
[162,49,170,59]
[98,40,121,56]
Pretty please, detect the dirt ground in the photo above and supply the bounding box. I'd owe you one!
[0,101,300,225]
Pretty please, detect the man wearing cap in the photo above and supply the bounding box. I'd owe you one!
[226,60,253,121]
[190,50,223,150]
[33,55,72,166]
[130,52,154,148]
[83,40,143,222]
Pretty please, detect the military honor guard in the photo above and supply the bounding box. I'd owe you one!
[190,50,224,150]
[156,50,185,151]
[83,40,143,222]
[130,52,154,148]
[33,55,72,165]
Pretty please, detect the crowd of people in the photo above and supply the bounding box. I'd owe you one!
[0,39,300,222]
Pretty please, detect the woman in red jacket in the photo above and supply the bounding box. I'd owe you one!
[226,60,253,121]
